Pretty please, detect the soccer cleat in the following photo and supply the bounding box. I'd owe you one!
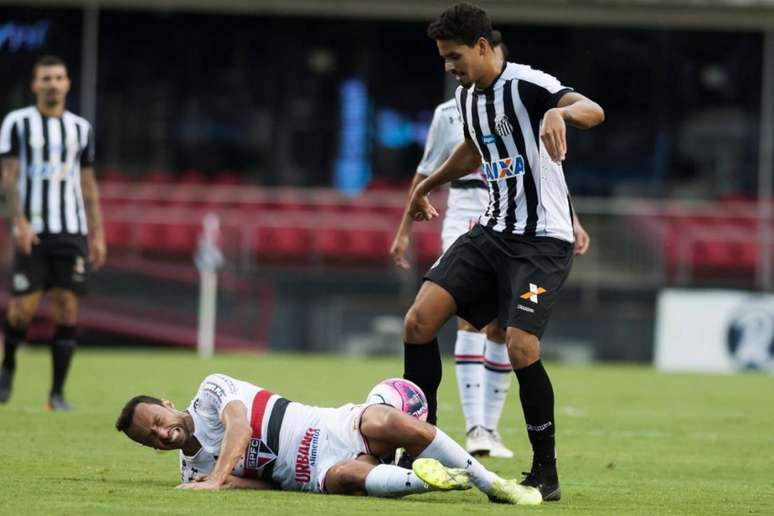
[411,458,472,491]
[46,393,74,412]
[488,478,542,505]
[486,429,514,459]
[0,367,13,403]
[465,426,491,456]
[521,459,561,501]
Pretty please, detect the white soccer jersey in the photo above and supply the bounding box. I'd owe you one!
[418,99,489,251]
[455,62,576,242]
[180,374,374,493]
[417,98,482,183]
[0,106,93,236]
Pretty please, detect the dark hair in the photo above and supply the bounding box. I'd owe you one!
[427,3,493,47]
[115,395,164,433]
[32,55,66,79]
[491,30,509,60]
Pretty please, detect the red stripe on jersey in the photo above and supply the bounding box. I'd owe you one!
[242,389,274,477]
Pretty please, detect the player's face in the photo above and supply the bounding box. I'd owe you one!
[437,38,487,87]
[31,65,70,107]
[125,402,191,451]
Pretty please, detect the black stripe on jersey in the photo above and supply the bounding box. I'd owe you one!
[471,91,499,229]
[458,88,469,137]
[517,80,553,159]
[507,80,539,236]
[567,194,574,227]
[74,123,83,234]
[262,397,290,482]
[41,115,50,163]
[59,118,69,232]
[22,116,32,222]
[40,116,50,233]
[484,86,518,232]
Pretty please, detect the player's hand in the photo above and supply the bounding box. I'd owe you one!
[12,218,39,255]
[541,108,567,163]
[176,478,226,490]
[408,192,438,222]
[573,219,591,256]
[390,233,411,269]
[88,233,107,271]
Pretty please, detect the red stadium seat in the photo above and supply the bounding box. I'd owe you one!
[212,170,245,185]
[254,226,312,261]
[179,169,207,185]
[104,219,134,249]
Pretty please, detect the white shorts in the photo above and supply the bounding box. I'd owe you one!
[274,402,376,493]
[441,187,489,253]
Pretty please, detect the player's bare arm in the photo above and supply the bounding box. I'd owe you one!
[1,157,38,254]
[572,212,591,256]
[390,172,427,269]
[176,400,251,490]
[80,166,107,270]
[409,139,480,221]
[190,473,275,490]
[541,92,605,163]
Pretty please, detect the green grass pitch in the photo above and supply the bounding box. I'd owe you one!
[0,348,772,515]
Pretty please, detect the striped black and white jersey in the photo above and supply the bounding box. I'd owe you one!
[0,106,94,236]
[455,62,575,242]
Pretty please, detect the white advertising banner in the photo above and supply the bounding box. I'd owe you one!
[655,289,774,372]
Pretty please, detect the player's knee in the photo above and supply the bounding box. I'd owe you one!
[7,302,34,328]
[485,324,506,343]
[390,410,433,447]
[325,462,366,495]
[506,328,540,368]
[52,292,79,325]
[403,307,432,343]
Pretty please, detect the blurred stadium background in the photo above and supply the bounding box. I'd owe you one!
[1,0,773,372]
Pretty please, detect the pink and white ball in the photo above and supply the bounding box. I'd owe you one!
[366,378,428,422]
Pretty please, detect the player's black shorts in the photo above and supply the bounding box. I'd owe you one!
[9,234,89,296]
[424,224,573,338]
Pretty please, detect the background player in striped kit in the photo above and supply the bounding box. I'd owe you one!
[391,34,591,459]
[0,55,107,410]
[402,3,604,502]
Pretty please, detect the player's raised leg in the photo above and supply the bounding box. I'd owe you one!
[403,280,456,425]
[360,404,541,505]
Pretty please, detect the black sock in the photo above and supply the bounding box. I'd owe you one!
[51,325,77,397]
[514,360,556,465]
[2,321,26,373]
[403,339,442,425]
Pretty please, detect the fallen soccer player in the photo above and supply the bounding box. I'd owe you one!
[115,373,541,505]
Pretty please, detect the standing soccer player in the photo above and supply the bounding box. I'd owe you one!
[391,35,515,459]
[391,35,591,459]
[0,55,107,410]
[401,4,604,501]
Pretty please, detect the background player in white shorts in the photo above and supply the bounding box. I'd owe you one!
[114,373,542,505]
[390,34,590,458]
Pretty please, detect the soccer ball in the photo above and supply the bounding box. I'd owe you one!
[366,378,428,421]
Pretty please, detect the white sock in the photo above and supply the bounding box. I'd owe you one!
[417,427,499,493]
[483,339,512,431]
[365,464,431,497]
[454,330,486,432]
